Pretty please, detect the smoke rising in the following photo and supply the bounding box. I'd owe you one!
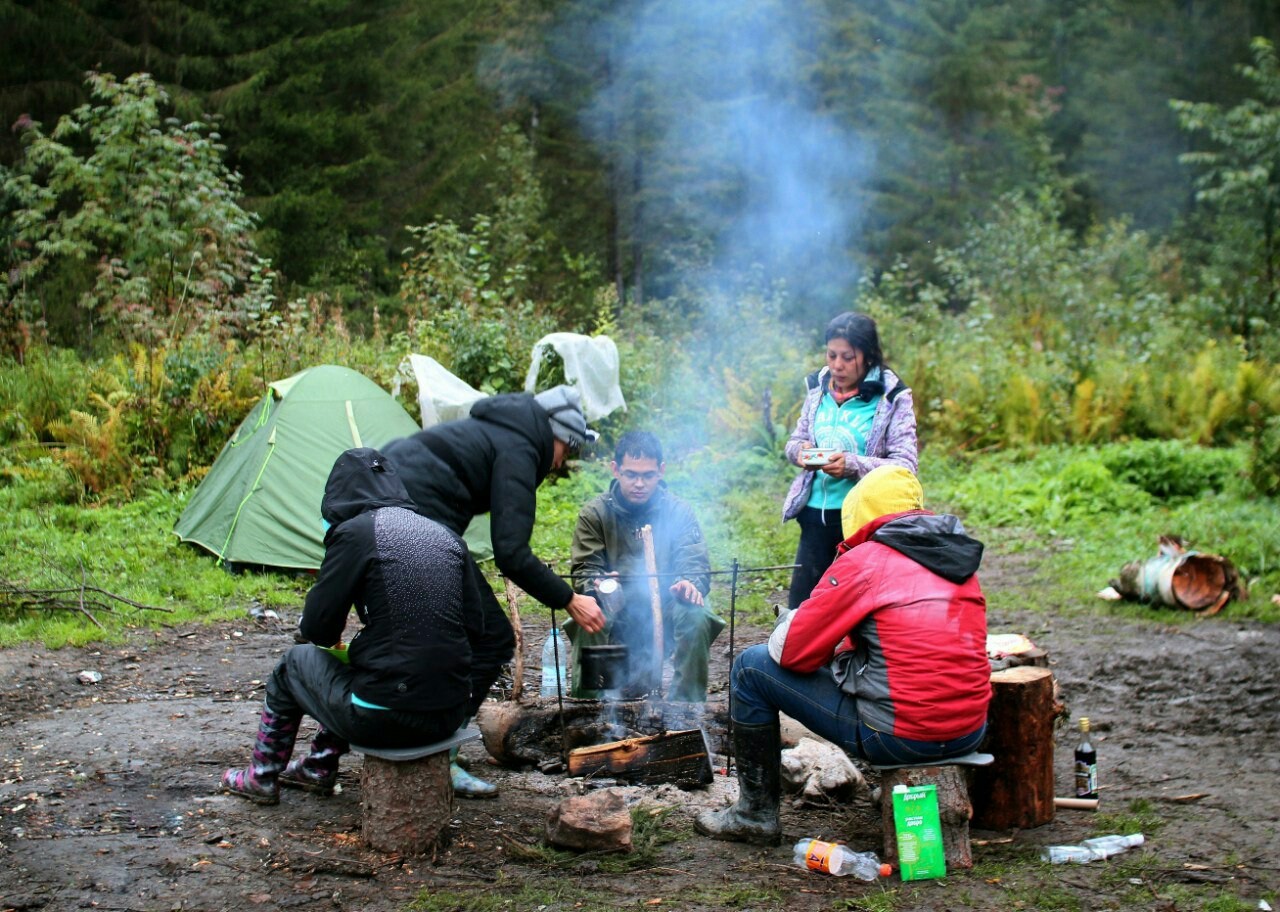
[539,0,874,315]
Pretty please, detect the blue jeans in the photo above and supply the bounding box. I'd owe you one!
[731,644,986,765]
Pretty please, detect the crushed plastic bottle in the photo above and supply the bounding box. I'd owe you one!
[1081,834,1145,859]
[793,839,891,880]
[1041,833,1144,864]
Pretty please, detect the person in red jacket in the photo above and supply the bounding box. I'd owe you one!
[696,465,991,845]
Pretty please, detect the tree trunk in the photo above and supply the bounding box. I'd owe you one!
[360,752,453,855]
[878,766,975,870]
[970,666,1058,830]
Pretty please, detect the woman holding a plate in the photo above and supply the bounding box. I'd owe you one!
[780,312,918,610]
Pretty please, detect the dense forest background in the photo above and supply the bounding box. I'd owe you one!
[3,0,1280,504]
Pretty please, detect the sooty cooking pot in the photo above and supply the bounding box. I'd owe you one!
[579,644,628,691]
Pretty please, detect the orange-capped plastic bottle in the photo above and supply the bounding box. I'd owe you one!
[792,839,891,880]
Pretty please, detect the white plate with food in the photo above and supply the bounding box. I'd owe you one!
[800,447,841,466]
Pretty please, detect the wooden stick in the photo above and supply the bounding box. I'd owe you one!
[503,578,525,702]
[639,524,663,696]
[1054,796,1099,810]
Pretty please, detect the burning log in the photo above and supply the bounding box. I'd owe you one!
[476,697,729,769]
[567,729,713,788]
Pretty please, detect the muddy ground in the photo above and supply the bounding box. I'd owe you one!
[1,549,1278,912]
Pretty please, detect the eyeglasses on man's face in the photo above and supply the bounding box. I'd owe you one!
[618,470,660,484]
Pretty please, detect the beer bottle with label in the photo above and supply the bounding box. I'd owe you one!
[1074,717,1098,799]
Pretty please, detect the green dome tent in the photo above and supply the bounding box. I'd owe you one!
[174,365,420,571]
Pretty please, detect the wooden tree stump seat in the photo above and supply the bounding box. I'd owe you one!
[351,726,479,855]
[873,751,994,872]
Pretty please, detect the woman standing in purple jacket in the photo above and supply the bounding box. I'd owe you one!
[781,313,918,610]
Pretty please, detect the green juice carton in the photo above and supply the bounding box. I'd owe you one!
[891,784,946,880]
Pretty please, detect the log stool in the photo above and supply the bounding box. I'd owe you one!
[873,751,994,872]
[351,726,479,855]
[969,667,1058,830]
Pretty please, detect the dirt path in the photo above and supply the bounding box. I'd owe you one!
[1,551,1277,912]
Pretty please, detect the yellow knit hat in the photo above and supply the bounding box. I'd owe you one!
[841,465,925,538]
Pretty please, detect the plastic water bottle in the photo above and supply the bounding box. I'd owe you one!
[540,628,569,696]
[1040,833,1143,864]
[1081,833,1144,859]
[793,839,891,879]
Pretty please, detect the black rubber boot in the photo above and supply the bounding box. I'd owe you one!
[280,727,349,795]
[694,721,782,845]
[220,704,301,805]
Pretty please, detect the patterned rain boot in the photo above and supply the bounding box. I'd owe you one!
[694,721,782,846]
[279,727,349,795]
[220,704,301,805]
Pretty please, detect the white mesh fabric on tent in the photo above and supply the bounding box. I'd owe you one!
[523,333,626,421]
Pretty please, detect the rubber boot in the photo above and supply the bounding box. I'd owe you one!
[220,705,301,805]
[450,744,499,799]
[279,727,349,795]
[694,721,782,845]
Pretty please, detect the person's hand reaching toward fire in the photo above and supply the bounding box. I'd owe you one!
[566,591,606,633]
[670,579,704,606]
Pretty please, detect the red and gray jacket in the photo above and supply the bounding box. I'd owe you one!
[769,510,991,741]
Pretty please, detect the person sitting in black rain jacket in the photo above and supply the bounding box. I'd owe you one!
[381,384,606,796]
[220,447,504,805]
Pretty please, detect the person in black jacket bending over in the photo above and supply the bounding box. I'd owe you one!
[381,384,606,796]
[221,447,506,804]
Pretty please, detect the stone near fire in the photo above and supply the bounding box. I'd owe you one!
[545,788,633,853]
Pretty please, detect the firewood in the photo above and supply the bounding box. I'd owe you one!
[639,525,663,695]
[567,729,713,787]
[476,697,729,768]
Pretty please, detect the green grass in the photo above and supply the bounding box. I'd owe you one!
[2,440,1276,648]
[924,442,1280,624]
[1091,798,1165,840]
[0,486,309,647]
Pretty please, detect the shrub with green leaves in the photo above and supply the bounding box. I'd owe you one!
[1099,439,1242,499]
[1251,415,1280,498]
[2,71,272,350]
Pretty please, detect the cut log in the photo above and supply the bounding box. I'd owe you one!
[360,752,452,855]
[878,766,975,870]
[639,524,663,695]
[970,666,1058,830]
[476,697,728,768]
[567,729,713,787]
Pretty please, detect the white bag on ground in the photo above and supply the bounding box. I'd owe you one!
[781,737,866,802]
